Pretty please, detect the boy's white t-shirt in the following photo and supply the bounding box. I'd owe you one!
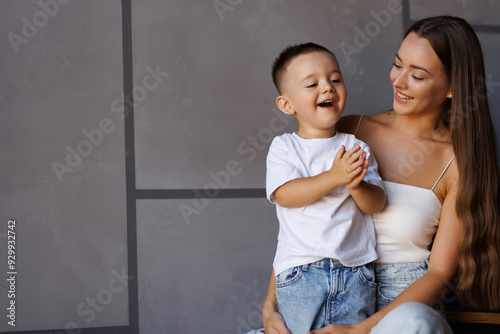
[267,132,384,276]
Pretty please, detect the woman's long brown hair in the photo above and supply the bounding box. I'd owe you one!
[407,16,500,310]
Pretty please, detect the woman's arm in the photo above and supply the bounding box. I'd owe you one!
[310,178,462,334]
[262,269,291,334]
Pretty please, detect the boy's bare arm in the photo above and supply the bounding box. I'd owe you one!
[274,145,366,208]
[348,180,386,214]
[273,171,343,208]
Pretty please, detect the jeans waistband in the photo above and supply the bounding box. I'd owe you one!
[302,258,342,271]
[374,261,428,282]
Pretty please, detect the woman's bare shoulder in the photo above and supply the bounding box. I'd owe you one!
[436,152,459,203]
[338,111,393,134]
[366,111,394,125]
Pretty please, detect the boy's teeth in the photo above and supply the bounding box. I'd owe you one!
[319,100,334,106]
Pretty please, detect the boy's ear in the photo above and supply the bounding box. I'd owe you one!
[276,95,295,115]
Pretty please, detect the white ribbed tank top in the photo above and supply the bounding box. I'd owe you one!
[355,115,454,263]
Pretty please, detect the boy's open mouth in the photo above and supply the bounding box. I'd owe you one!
[318,99,335,108]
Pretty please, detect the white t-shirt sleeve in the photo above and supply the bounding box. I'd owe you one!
[266,136,301,204]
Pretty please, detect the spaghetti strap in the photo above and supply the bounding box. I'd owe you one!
[354,115,364,136]
[431,155,455,191]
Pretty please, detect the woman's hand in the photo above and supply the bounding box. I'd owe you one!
[263,311,291,334]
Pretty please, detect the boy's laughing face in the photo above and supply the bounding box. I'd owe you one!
[277,51,347,139]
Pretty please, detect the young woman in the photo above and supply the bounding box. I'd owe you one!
[260,15,500,334]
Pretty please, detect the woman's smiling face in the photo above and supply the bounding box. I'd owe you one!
[390,32,452,117]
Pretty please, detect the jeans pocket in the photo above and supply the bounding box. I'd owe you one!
[354,264,378,289]
[377,283,407,303]
[276,266,302,288]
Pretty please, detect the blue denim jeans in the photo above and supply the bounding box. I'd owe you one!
[370,302,453,334]
[374,261,428,311]
[276,258,377,333]
[372,262,453,333]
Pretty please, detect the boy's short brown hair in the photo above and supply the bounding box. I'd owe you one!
[272,42,337,94]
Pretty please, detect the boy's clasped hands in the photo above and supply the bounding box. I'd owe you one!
[328,144,368,191]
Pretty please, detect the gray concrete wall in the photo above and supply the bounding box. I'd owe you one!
[0,1,499,333]
[0,0,128,332]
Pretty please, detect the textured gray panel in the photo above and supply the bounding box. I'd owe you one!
[137,198,278,333]
[410,0,500,26]
[0,0,127,331]
[1,0,499,333]
[132,0,402,189]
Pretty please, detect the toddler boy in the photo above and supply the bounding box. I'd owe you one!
[267,43,386,333]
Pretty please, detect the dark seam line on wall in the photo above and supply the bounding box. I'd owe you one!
[135,188,267,199]
[470,25,500,34]
[402,0,411,32]
[402,0,500,34]
[21,2,138,333]
[407,20,500,34]
[122,0,139,332]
